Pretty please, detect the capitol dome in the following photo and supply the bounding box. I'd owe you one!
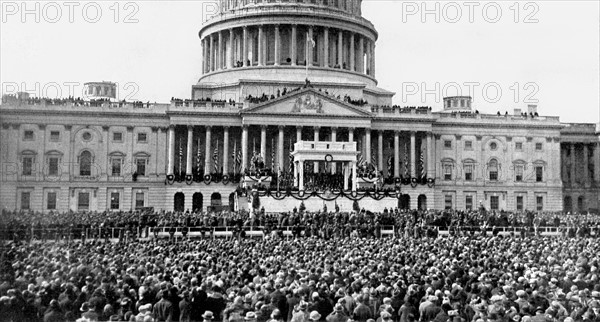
[194,0,393,106]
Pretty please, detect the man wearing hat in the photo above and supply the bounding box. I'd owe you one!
[81,302,100,321]
[202,310,215,322]
[245,311,258,322]
[326,303,349,322]
[309,310,322,321]
[153,291,174,322]
[291,301,311,322]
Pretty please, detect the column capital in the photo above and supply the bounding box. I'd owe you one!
[260,124,268,130]
[151,127,159,133]
[331,126,338,131]
[102,125,110,131]
[296,125,303,130]
[242,124,249,129]
[394,130,400,135]
[187,125,194,130]
[205,125,212,130]
[38,124,46,130]
[278,125,285,130]
[168,124,176,130]
[223,126,230,131]
[314,126,321,131]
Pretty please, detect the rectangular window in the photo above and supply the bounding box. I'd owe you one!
[48,157,59,176]
[113,132,123,142]
[490,196,499,210]
[23,130,34,141]
[535,166,543,182]
[22,157,33,175]
[137,132,147,143]
[50,131,60,141]
[536,196,543,211]
[515,142,523,151]
[464,164,473,181]
[444,140,452,149]
[515,165,523,182]
[444,195,453,210]
[110,192,120,210]
[135,192,145,208]
[465,196,473,210]
[444,164,452,181]
[136,159,146,176]
[111,158,121,176]
[464,141,472,150]
[47,192,57,210]
[516,196,523,211]
[78,192,90,210]
[535,143,543,151]
[21,192,31,210]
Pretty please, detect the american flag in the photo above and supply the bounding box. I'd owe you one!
[387,155,393,177]
[419,151,426,179]
[370,147,376,167]
[357,152,365,167]
[271,139,276,171]
[213,141,219,174]
[231,141,237,174]
[236,148,242,173]
[289,151,294,175]
[404,144,409,177]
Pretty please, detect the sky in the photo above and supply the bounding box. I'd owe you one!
[1,0,598,123]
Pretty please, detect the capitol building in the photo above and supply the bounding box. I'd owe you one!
[1,0,599,214]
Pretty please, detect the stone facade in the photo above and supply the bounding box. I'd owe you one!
[1,1,599,213]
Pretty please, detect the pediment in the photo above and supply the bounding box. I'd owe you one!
[242,89,372,118]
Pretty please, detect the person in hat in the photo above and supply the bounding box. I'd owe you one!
[291,301,310,322]
[326,303,349,322]
[201,310,215,322]
[309,310,322,321]
[378,311,392,322]
[80,302,99,321]
[267,308,284,322]
[353,295,373,322]
[245,311,258,322]
[153,290,174,322]
[43,299,64,322]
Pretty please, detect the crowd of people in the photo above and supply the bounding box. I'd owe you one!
[2,207,600,242]
[170,98,237,107]
[1,225,600,322]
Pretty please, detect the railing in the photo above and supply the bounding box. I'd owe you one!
[1,225,598,242]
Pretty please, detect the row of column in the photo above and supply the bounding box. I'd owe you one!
[563,142,600,186]
[201,24,375,76]
[166,125,435,180]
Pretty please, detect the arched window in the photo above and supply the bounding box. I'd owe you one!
[79,151,92,176]
[488,159,498,181]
